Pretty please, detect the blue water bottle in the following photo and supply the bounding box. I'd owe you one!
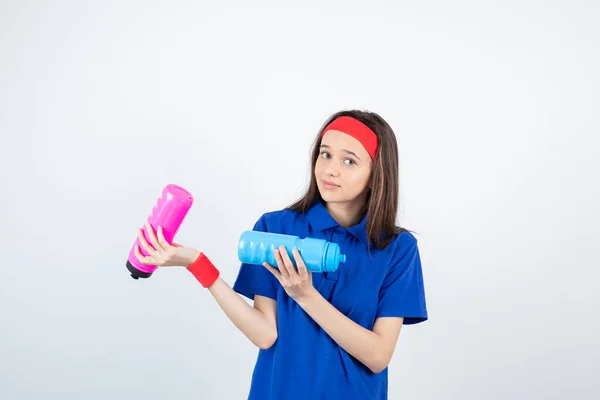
[237,231,347,273]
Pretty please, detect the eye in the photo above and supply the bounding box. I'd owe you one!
[320,151,331,159]
[344,158,356,166]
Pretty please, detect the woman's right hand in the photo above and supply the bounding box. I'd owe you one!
[134,223,200,267]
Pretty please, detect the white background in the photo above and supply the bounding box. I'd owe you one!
[1,1,598,399]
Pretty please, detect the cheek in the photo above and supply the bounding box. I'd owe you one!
[314,159,324,175]
[348,169,370,187]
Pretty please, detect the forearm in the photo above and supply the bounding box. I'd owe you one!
[186,252,277,350]
[206,277,277,349]
[296,290,386,373]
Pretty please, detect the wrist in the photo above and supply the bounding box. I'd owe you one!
[295,287,320,307]
[186,252,220,288]
[185,249,202,267]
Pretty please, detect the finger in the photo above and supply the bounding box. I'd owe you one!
[134,245,156,265]
[156,226,171,250]
[138,228,157,255]
[145,223,165,252]
[278,245,298,277]
[262,262,282,281]
[273,249,290,280]
[292,248,309,279]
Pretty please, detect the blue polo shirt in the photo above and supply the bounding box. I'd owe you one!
[232,200,428,399]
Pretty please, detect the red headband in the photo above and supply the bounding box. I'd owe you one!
[321,116,378,160]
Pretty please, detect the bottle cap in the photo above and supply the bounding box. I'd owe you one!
[324,243,346,272]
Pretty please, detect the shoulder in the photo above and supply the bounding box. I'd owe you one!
[375,230,423,286]
[393,229,418,248]
[386,230,419,263]
[253,207,306,232]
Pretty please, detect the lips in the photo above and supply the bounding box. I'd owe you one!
[322,180,340,188]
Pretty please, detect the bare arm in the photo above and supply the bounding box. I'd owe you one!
[207,277,278,350]
[264,246,403,374]
[297,291,403,373]
[133,227,278,350]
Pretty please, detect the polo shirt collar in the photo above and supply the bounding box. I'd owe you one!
[306,200,369,243]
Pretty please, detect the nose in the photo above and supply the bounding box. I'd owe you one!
[324,164,340,177]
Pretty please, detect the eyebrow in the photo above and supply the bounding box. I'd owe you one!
[320,144,361,161]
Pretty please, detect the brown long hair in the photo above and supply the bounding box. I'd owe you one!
[286,109,408,250]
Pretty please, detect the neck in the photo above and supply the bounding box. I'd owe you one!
[324,194,368,228]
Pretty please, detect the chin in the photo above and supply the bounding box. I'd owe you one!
[319,190,345,204]
[319,187,367,207]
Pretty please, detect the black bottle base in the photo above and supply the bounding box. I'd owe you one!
[126,260,153,279]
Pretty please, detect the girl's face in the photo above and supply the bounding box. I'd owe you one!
[315,130,374,207]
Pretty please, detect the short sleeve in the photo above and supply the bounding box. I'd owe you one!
[376,236,428,324]
[232,215,279,301]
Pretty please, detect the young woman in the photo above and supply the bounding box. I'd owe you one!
[134,109,428,399]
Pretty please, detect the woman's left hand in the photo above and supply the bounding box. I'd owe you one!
[263,246,316,302]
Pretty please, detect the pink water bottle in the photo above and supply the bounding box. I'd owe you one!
[126,184,194,279]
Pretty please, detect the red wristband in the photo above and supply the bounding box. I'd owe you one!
[187,252,220,288]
